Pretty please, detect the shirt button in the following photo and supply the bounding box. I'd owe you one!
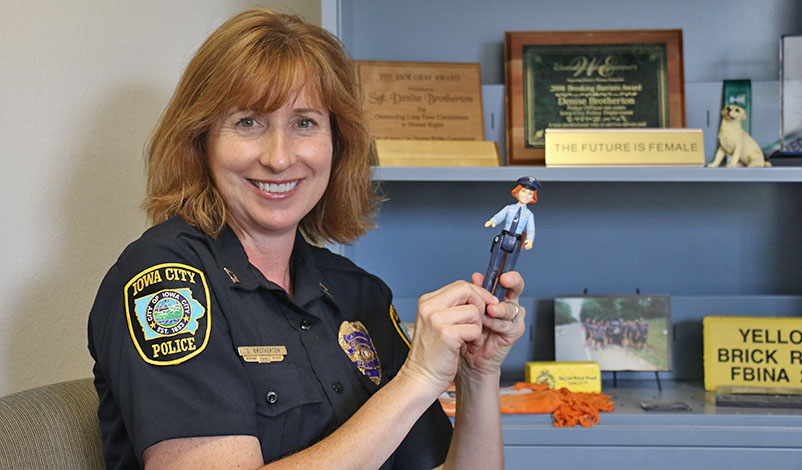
[300,319,312,330]
[265,390,278,404]
[332,382,344,393]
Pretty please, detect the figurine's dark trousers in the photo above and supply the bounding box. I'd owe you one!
[482,230,522,299]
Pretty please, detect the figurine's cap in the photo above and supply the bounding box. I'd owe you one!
[517,176,541,190]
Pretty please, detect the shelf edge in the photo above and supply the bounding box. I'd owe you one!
[371,166,802,183]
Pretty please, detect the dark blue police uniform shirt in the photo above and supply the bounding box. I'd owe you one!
[88,217,453,469]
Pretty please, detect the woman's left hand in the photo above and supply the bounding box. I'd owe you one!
[459,271,526,379]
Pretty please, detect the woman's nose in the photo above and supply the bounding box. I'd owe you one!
[258,129,297,172]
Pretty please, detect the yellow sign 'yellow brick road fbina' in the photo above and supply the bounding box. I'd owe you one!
[703,316,802,391]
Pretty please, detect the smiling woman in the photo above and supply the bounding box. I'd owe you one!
[144,9,378,244]
[205,89,335,292]
[88,8,524,470]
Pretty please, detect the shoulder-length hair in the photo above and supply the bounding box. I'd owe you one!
[145,8,379,243]
[511,185,537,204]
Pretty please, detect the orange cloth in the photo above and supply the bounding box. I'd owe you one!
[438,382,614,428]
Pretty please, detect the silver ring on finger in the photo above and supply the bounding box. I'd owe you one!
[508,302,521,324]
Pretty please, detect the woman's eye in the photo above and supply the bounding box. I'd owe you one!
[236,117,257,128]
[297,118,315,129]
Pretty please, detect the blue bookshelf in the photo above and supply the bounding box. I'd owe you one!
[332,0,802,466]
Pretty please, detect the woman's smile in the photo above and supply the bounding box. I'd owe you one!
[248,178,301,199]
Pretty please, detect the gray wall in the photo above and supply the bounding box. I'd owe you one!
[0,0,321,397]
[340,0,802,84]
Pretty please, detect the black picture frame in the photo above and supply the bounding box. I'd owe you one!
[554,294,672,372]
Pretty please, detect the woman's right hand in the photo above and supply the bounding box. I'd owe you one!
[398,280,499,394]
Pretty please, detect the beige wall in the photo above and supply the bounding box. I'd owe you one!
[0,0,321,396]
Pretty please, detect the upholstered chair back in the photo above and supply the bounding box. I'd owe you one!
[0,378,104,470]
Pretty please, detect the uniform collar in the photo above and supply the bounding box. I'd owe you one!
[208,225,329,308]
[290,231,332,308]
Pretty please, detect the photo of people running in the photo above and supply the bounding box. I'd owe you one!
[554,295,671,371]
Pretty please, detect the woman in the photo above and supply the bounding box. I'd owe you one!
[88,8,525,470]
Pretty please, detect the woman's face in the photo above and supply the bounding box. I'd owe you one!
[516,188,535,204]
[206,88,333,238]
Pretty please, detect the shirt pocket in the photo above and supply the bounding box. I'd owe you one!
[251,362,331,460]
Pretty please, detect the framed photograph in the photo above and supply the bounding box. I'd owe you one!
[505,30,686,165]
[554,294,672,372]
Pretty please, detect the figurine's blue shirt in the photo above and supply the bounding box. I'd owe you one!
[489,203,535,240]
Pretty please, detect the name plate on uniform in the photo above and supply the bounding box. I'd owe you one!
[703,316,802,391]
[355,61,485,142]
[238,346,287,363]
[545,128,704,166]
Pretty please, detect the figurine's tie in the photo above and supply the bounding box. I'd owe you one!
[508,207,522,234]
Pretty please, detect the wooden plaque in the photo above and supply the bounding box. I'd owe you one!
[505,30,686,165]
[356,61,485,141]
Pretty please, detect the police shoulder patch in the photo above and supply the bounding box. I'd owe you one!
[389,304,411,348]
[124,263,211,366]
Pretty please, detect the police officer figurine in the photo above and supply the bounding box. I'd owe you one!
[483,176,540,298]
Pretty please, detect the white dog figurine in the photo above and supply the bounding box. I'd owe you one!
[708,104,770,167]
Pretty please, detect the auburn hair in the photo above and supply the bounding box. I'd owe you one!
[511,185,537,204]
[144,8,379,243]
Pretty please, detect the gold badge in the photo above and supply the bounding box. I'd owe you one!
[237,346,287,363]
[338,321,381,385]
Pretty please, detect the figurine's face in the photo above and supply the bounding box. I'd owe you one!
[517,188,535,204]
[722,104,746,121]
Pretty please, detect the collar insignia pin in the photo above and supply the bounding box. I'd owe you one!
[319,282,333,299]
[223,267,240,284]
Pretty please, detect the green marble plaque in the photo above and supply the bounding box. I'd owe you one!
[523,44,670,148]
